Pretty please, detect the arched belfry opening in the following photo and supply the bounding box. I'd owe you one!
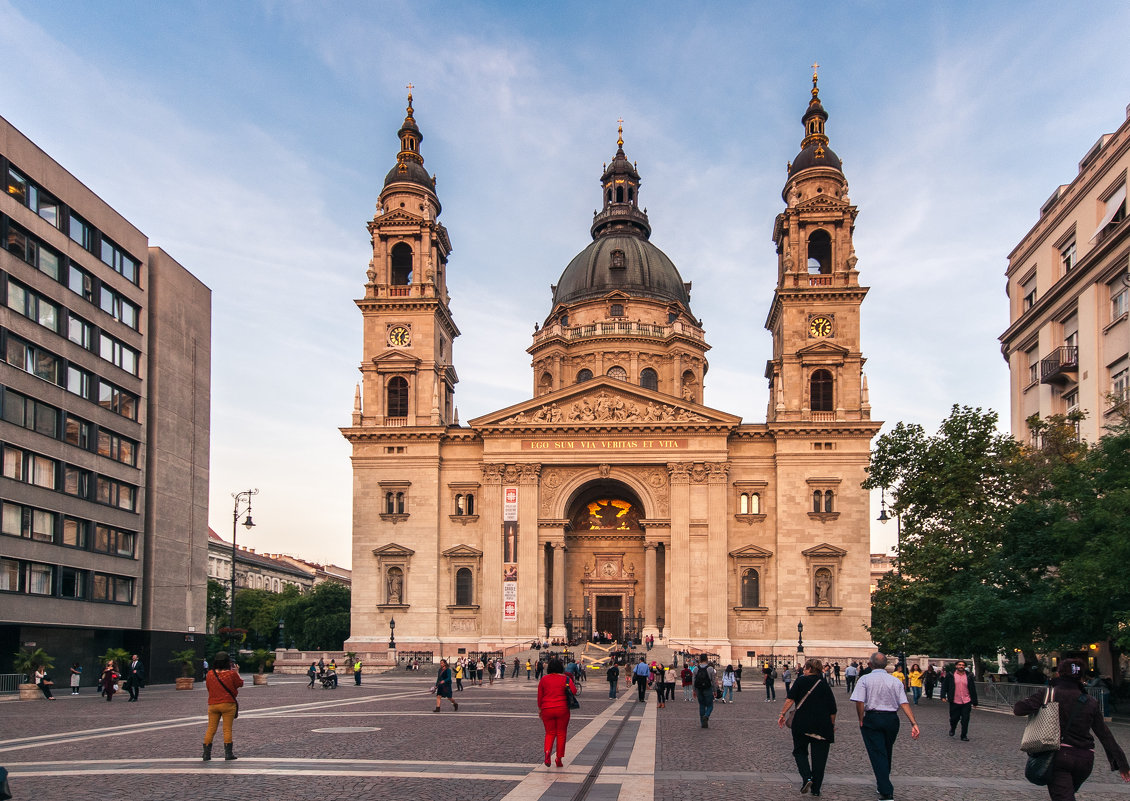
[545,479,663,644]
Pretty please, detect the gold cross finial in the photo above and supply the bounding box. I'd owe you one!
[617,117,624,148]
[811,63,820,97]
[406,82,414,93]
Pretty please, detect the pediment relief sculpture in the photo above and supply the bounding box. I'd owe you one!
[497,390,708,425]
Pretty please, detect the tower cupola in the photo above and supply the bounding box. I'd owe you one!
[383,86,439,201]
[591,121,652,240]
[786,65,843,183]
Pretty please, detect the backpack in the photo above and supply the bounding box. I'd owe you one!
[771,668,779,680]
[694,665,713,690]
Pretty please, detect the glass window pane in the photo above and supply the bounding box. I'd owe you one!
[94,525,110,553]
[30,509,53,542]
[27,563,53,595]
[113,577,132,602]
[32,349,58,382]
[118,439,134,465]
[2,503,23,536]
[30,454,55,489]
[119,392,136,420]
[37,247,60,280]
[3,391,26,426]
[6,338,27,370]
[63,518,85,547]
[92,573,108,600]
[7,282,25,313]
[3,447,24,480]
[117,531,134,557]
[0,558,18,590]
[7,168,27,203]
[33,402,57,437]
[38,298,58,330]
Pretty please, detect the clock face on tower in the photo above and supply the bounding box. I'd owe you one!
[808,316,833,338]
[388,326,412,347]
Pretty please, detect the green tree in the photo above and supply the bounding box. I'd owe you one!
[206,578,229,632]
[281,582,350,650]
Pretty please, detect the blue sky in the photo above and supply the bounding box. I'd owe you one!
[2,1,1128,566]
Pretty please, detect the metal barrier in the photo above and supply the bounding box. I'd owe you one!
[976,681,1105,708]
[0,673,25,694]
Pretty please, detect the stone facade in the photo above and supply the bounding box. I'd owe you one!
[344,78,880,663]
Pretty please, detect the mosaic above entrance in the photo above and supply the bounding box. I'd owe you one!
[497,390,709,425]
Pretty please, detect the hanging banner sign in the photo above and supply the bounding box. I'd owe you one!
[503,486,518,521]
[503,580,518,620]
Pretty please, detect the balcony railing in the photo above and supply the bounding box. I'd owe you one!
[1040,346,1079,385]
[532,319,705,347]
[383,416,408,427]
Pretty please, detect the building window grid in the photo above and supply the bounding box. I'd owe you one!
[6,279,60,333]
[1113,286,1129,321]
[4,218,63,280]
[6,166,62,229]
[1111,367,1129,407]
[1060,239,1077,273]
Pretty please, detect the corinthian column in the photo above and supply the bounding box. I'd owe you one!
[549,541,567,640]
[643,541,659,639]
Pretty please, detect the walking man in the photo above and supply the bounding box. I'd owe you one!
[632,657,651,702]
[763,662,777,701]
[693,654,718,728]
[942,660,978,741]
[607,661,620,698]
[845,661,858,693]
[126,654,145,702]
[850,652,920,801]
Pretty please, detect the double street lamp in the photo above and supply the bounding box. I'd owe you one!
[229,489,258,635]
[797,620,804,654]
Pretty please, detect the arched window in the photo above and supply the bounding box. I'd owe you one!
[824,490,834,513]
[813,490,823,513]
[741,568,760,608]
[628,187,634,203]
[606,189,612,203]
[387,376,409,417]
[577,369,593,383]
[385,491,395,514]
[539,372,553,395]
[455,567,473,606]
[391,242,413,285]
[807,229,831,274]
[396,492,405,514]
[465,493,474,514]
[639,368,658,391]
[455,494,465,515]
[740,493,750,514]
[616,186,624,203]
[739,492,761,514]
[810,369,833,412]
[607,366,627,381]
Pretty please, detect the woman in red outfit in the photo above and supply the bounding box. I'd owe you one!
[202,651,244,761]
[537,657,576,767]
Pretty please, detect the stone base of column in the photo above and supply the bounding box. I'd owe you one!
[549,625,567,640]
[642,625,660,639]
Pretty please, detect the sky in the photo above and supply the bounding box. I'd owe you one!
[1,1,1128,567]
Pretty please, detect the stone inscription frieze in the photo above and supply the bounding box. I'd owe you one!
[498,390,708,425]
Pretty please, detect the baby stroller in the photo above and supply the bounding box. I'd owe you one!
[320,668,337,689]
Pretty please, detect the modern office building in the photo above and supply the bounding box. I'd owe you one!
[1001,105,1130,443]
[0,115,211,684]
[343,76,880,664]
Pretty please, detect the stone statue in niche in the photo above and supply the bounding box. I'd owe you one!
[387,568,403,605]
[814,568,832,607]
[583,557,595,577]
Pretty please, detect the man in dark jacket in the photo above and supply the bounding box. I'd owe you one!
[941,660,978,740]
[607,662,620,698]
[126,654,145,702]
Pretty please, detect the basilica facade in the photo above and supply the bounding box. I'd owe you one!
[343,75,880,663]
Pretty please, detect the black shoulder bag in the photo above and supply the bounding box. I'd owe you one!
[212,669,240,718]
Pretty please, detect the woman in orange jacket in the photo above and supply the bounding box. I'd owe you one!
[537,658,577,767]
[202,651,244,761]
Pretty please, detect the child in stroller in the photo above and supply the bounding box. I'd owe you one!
[320,668,337,689]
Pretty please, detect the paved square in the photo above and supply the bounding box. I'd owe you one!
[3,673,1128,800]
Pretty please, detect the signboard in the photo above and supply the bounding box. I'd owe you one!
[522,438,688,451]
[503,486,518,521]
[503,581,518,621]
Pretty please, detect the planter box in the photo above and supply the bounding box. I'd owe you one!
[19,682,40,701]
[175,677,195,690]
[253,673,269,686]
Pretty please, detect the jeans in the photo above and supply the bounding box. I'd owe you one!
[722,685,733,703]
[860,710,899,798]
[765,680,776,700]
[792,732,831,793]
[609,680,617,699]
[845,675,856,693]
[697,687,715,719]
[911,686,921,704]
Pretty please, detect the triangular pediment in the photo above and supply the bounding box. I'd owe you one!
[796,340,850,358]
[729,544,774,559]
[371,349,421,369]
[600,290,633,301]
[442,544,483,558]
[372,542,415,558]
[801,542,847,558]
[468,376,742,428]
[795,194,848,212]
[374,209,425,225]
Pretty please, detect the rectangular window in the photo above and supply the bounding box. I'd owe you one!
[6,280,59,332]
[93,524,136,557]
[65,415,93,449]
[60,567,86,599]
[5,220,62,280]
[1021,276,1037,311]
[1093,183,1126,241]
[97,429,137,465]
[98,333,139,375]
[100,237,139,284]
[1064,389,1079,413]
[67,265,95,303]
[63,464,88,498]
[0,557,17,590]
[4,335,61,384]
[30,508,54,542]
[91,572,133,603]
[97,381,138,420]
[99,287,140,330]
[69,212,93,250]
[6,166,61,228]
[2,390,25,427]
[66,365,93,400]
[95,476,136,511]
[62,517,86,548]
[26,562,53,595]
[68,315,93,348]
[28,452,55,489]
[2,502,22,536]
[6,167,28,205]
[3,444,24,480]
[1113,366,1129,407]
[1113,287,1129,321]
[1060,239,1077,272]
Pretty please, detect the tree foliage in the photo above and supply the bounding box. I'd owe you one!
[280,582,351,650]
[865,405,1130,661]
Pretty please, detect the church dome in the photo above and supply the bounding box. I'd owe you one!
[382,90,438,196]
[553,233,690,308]
[787,68,843,180]
[383,159,434,190]
[788,142,842,177]
[551,124,692,311]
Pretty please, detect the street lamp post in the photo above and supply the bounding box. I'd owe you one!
[389,617,397,665]
[229,489,258,637]
[796,620,804,668]
[877,489,902,575]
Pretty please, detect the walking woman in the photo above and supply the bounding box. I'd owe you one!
[433,659,458,712]
[537,658,577,767]
[721,665,735,703]
[1013,658,1128,800]
[652,663,665,708]
[454,661,464,692]
[99,661,118,701]
[778,658,837,797]
[69,662,82,695]
[202,651,243,761]
[908,664,923,705]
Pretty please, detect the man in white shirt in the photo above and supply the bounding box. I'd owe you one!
[844,662,859,693]
[850,653,919,800]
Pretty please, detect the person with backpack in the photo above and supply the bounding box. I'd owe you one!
[681,663,694,701]
[693,654,719,727]
[606,661,620,698]
[764,662,778,701]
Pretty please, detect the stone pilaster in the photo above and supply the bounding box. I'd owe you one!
[480,463,504,639]
[643,540,659,637]
[517,463,541,639]
[550,541,567,639]
[707,461,731,642]
[667,462,691,641]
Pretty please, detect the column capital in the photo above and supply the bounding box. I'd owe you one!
[551,541,568,551]
[706,461,731,483]
[481,463,505,484]
[643,541,660,551]
[519,463,542,484]
[667,462,692,483]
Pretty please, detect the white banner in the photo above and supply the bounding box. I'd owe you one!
[503,581,517,621]
[503,486,518,521]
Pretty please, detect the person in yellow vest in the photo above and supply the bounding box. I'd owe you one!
[354,658,363,686]
[526,659,533,679]
[907,664,923,704]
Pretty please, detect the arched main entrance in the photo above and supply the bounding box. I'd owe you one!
[548,479,663,644]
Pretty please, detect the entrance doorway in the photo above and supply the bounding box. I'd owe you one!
[594,595,623,642]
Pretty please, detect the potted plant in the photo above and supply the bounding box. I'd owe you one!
[12,647,53,701]
[170,649,197,690]
[251,648,275,685]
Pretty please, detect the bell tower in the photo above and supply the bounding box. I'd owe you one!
[765,68,870,423]
[355,88,459,428]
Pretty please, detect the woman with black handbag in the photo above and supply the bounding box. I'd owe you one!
[537,658,577,767]
[778,658,837,797]
[1014,658,1128,800]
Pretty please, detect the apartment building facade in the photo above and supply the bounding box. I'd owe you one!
[0,115,211,684]
[1001,105,1130,443]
